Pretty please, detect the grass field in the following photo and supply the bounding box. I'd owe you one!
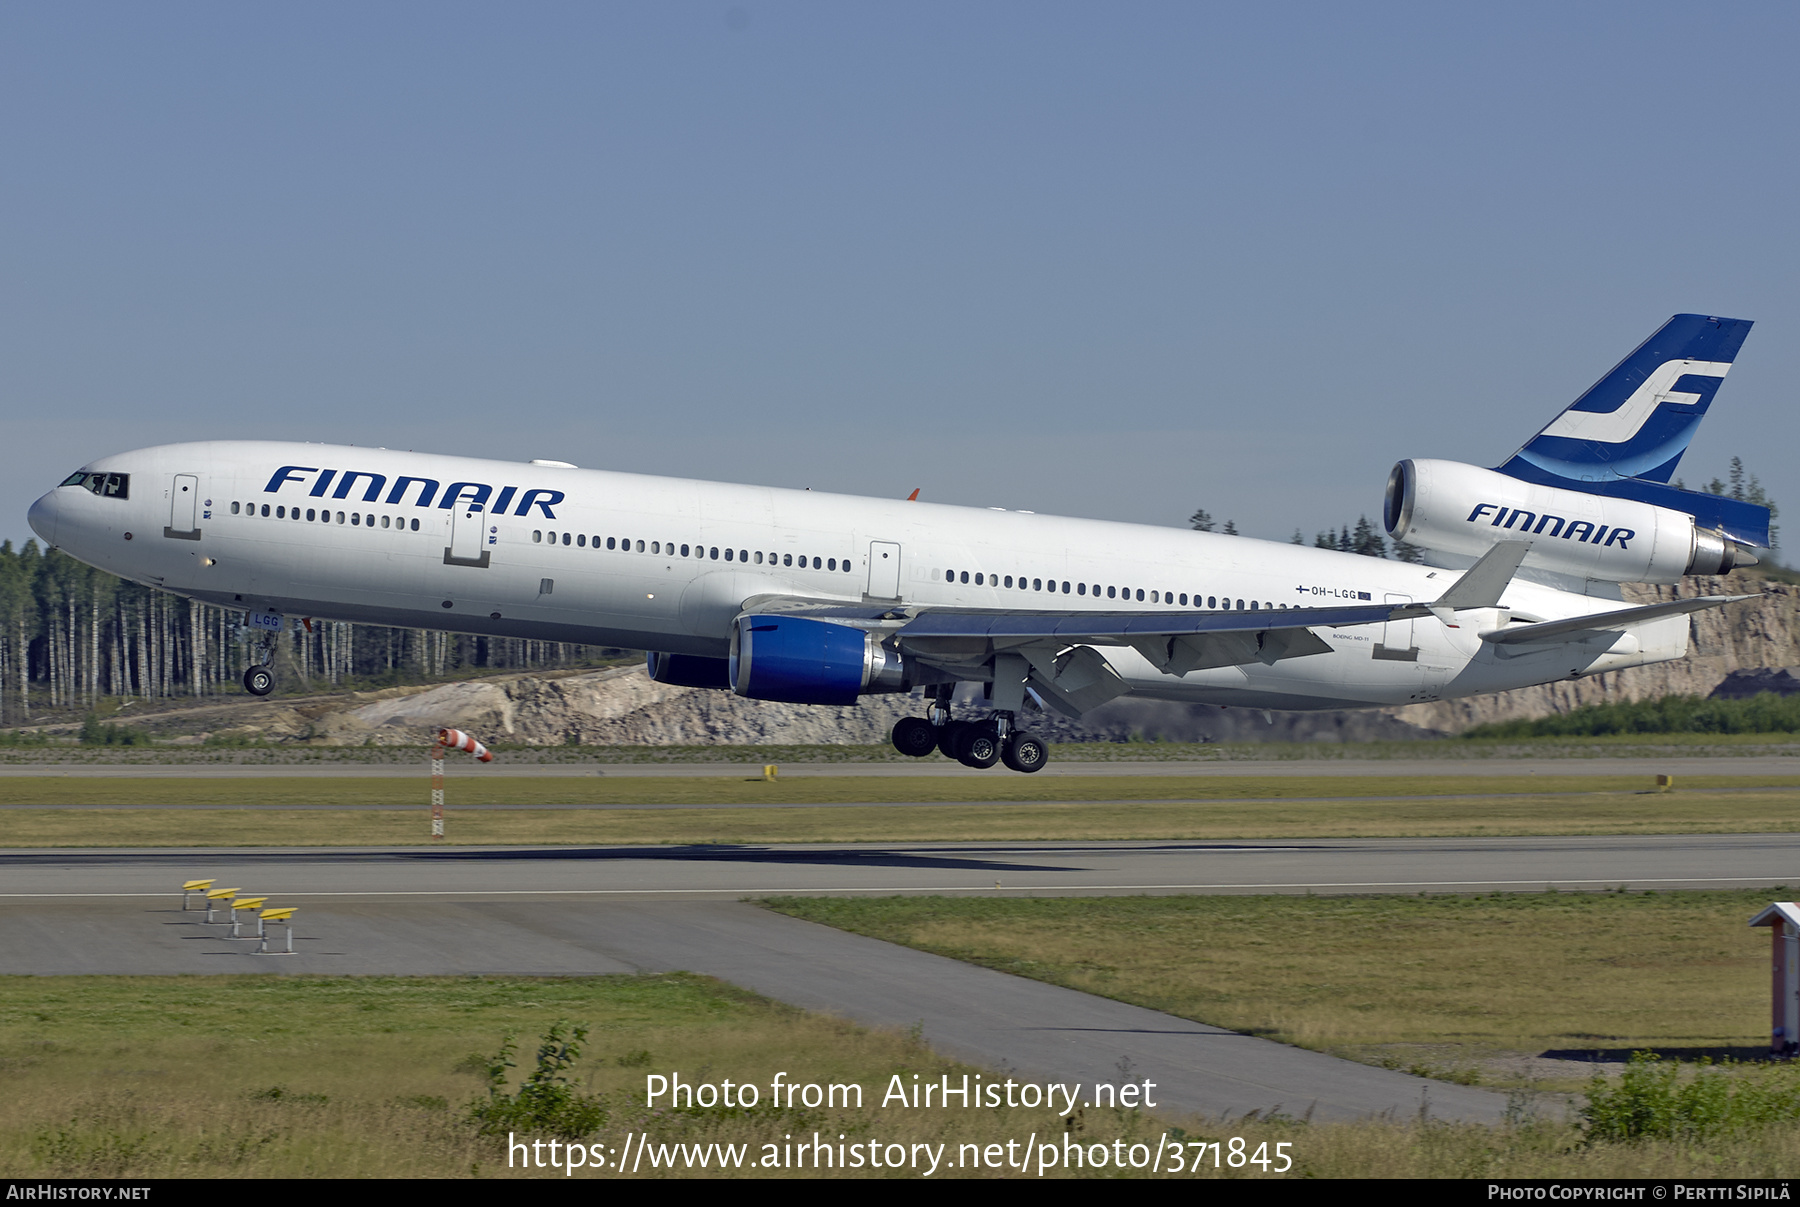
[9,771,1800,806]
[6,733,1800,766]
[765,889,1791,1093]
[0,973,1137,1179]
[5,961,1799,1178]
[10,726,1800,766]
[0,772,1796,845]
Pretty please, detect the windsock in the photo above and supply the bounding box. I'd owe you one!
[437,728,493,762]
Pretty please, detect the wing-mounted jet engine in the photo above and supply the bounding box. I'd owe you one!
[1384,315,1770,583]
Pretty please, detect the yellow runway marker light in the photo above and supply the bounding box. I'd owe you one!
[764,764,779,781]
[204,887,240,923]
[256,907,300,955]
[228,896,269,939]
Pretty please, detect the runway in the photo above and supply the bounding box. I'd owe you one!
[5,832,1795,899]
[4,832,1794,1125]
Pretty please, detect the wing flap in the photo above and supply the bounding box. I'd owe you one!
[1019,645,1133,717]
[893,601,1395,643]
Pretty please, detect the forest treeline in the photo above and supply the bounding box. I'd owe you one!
[1462,693,1800,738]
[0,540,614,724]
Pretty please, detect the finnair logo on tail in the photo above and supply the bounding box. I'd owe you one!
[1538,359,1731,446]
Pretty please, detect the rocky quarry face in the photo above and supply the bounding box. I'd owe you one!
[277,571,1800,747]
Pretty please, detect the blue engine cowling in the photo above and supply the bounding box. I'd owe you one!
[645,652,733,690]
[730,614,905,705]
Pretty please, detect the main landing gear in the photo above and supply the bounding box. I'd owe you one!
[889,714,1049,773]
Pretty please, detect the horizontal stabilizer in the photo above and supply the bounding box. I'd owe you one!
[1482,594,1755,646]
[1429,540,1529,612]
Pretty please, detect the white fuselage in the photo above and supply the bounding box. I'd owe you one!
[28,441,1687,711]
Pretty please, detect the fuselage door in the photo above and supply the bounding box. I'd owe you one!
[165,474,201,540]
[1374,593,1417,661]
[868,541,901,598]
[445,502,491,568]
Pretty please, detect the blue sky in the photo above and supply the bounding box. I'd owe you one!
[4,2,1797,548]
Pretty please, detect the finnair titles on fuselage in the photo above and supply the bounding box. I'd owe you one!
[29,315,1769,771]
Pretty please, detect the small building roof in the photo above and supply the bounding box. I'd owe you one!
[1748,902,1800,929]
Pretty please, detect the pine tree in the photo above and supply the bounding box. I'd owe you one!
[1351,515,1386,559]
[1188,509,1215,532]
[1701,457,1780,549]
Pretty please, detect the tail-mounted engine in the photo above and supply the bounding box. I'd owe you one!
[1385,459,1760,584]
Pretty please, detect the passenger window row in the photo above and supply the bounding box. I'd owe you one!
[232,501,420,531]
[529,533,855,573]
[940,569,1287,612]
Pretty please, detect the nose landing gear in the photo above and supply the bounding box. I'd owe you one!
[236,616,279,697]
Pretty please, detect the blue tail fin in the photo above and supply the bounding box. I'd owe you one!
[1495,314,1769,548]
[1497,314,1752,485]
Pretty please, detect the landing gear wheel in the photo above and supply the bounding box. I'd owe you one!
[1001,732,1049,773]
[955,724,1002,769]
[243,666,275,697]
[891,717,938,758]
[937,720,972,759]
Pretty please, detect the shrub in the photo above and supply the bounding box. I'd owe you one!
[77,714,152,746]
[466,1021,607,1139]
[1463,692,1800,738]
[1581,1052,1800,1143]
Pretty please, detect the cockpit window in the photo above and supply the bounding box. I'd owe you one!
[61,471,129,499]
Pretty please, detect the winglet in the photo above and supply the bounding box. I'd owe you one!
[906,488,920,501]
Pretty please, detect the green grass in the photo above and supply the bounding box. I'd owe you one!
[765,889,1791,1093]
[9,771,1800,807]
[0,974,1130,1179]
[6,734,1800,765]
[1,773,1795,845]
[7,963,1800,1177]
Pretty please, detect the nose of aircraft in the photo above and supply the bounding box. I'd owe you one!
[27,489,60,548]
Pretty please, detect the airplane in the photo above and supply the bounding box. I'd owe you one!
[28,314,1770,772]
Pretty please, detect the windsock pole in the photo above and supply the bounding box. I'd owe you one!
[430,728,494,838]
[430,739,445,838]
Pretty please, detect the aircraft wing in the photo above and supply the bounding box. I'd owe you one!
[887,601,1394,642]
[737,543,1551,716]
[745,599,1396,715]
[1481,594,1757,645]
